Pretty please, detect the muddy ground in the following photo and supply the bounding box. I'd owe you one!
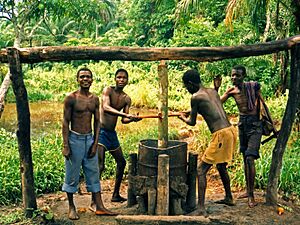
[11,174,298,225]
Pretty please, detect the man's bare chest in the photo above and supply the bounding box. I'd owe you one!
[110,93,127,110]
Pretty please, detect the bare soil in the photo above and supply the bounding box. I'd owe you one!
[29,175,300,225]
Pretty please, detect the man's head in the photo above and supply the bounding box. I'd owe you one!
[77,67,93,88]
[77,67,93,78]
[231,65,246,86]
[115,68,128,88]
[182,69,201,94]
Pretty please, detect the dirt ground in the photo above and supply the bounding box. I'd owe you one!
[26,174,299,225]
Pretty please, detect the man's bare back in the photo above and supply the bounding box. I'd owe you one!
[194,88,231,133]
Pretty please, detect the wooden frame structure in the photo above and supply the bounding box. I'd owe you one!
[0,35,300,217]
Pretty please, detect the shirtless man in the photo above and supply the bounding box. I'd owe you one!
[62,68,115,220]
[90,68,141,209]
[178,69,237,216]
[217,65,262,208]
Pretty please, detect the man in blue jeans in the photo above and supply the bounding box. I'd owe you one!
[62,67,116,220]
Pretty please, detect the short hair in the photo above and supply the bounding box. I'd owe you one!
[77,67,93,78]
[115,68,128,78]
[182,69,201,84]
[233,65,246,76]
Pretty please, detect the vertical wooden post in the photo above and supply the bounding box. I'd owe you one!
[156,154,169,215]
[186,152,198,211]
[266,43,300,205]
[127,153,137,207]
[158,60,168,148]
[147,188,157,215]
[7,48,37,217]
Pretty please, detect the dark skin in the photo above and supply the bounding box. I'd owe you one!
[90,71,141,210]
[216,68,259,208]
[62,70,115,220]
[179,80,234,216]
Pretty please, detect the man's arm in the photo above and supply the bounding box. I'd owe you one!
[88,95,100,158]
[178,96,198,126]
[62,95,73,159]
[220,87,234,103]
[121,96,141,124]
[102,87,132,118]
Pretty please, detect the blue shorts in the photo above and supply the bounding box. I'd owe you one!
[98,128,120,151]
[62,130,101,193]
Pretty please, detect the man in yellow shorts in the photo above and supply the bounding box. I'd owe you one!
[178,69,237,216]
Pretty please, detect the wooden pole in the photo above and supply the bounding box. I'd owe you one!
[266,43,300,205]
[7,48,37,217]
[186,152,198,211]
[147,188,157,215]
[1,35,300,63]
[127,153,137,207]
[156,154,169,215]
[158,60,168,148]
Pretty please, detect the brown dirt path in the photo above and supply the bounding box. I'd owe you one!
[37,177,300,225]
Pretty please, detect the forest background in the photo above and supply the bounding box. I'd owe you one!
[0,0,299,223]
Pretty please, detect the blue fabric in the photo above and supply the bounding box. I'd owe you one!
[98,128,120,151]
[62,131,101,193]
[244,81,260,111]
[238,115,262,159]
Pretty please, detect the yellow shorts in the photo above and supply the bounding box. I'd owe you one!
[201,126,237,165]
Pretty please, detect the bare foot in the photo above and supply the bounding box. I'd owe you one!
[237,192,248,199]
[111,195,127,202]
[186,207,208,217]
[248,197,258,208]
[68,207,79,220]
[95,209,118,216]
[215,197,235,206]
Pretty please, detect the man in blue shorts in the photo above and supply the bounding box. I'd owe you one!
[62,67,116,220]
[90,68,141,210]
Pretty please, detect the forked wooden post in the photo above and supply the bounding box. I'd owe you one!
[7,48,37,217]
[266,43,300,205]
[156,154,169,215]
[158,60,168,148]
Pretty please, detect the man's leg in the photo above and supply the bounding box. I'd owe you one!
[245,155,257,207]
[90,145,106,211]
[110,147,127,202]
[67,192,79,220]
[238,155,249,199]
[215,163,235,206]
[188,161,211,216]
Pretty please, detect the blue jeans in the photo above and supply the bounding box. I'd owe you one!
[62,130,101,193]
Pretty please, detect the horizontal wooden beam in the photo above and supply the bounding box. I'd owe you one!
[1,35,300,63]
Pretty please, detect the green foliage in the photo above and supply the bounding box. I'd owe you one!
[0,209,25,225]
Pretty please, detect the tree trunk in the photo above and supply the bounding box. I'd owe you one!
[266,43,300,205]
[0,72,11,118]
[7,47,37,217]
[276,50,289,95]
[292,0,300,31]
